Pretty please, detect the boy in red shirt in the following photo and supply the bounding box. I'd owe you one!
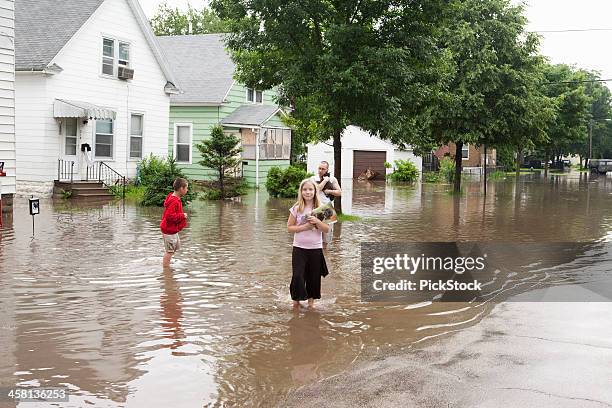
[161,178,188,267]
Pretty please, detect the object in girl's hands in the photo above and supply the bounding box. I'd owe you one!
[310,202,337,225]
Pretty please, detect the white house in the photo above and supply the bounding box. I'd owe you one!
[0,0,14,212]
[14,0,180,196]
[307,125,422,180]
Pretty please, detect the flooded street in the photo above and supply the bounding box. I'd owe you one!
[2,172,612,407]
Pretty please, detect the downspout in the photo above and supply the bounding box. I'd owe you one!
[125,82,130,177]
[255,127,260,188]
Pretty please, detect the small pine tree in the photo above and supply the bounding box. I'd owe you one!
[196,125,242,198]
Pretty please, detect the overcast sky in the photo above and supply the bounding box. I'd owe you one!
[140,0,612,81]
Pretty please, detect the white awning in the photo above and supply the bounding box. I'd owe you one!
[53,99,116,120]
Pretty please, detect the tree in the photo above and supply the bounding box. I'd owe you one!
[415,0,550,192]
[151,2,230,36]
[535,64,590,174]
[196,125,242,198]
[211,0,448,212]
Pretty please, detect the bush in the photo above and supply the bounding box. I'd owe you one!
[387,159,419,182]
[439,157,455,182]
[137,154,168,186]
[423,172,441,183]
[266,165,313,198]
[139,156,196,206]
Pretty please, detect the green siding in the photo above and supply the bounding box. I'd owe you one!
[242,159,290,186]
[168,82,290,183]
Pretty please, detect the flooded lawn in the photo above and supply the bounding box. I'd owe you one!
[2,172,612,407]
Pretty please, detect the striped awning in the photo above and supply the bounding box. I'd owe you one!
[53,99,116,120]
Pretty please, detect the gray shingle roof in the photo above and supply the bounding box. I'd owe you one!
[157,35,235,104]
[220,104,282,126]
[15,0,106,71]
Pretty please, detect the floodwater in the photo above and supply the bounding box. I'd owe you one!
[2,172,612,407]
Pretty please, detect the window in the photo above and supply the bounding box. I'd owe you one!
[64,118,78,156]
[174,124,192,163]
[130,114,143,159]
[246,88,263,103]
[259,128,291,159]
[102,38,114,75]
[102,37,130,76]
[462,144,469,160]
[95,119,113,158]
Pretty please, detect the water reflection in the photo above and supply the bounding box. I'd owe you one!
[1,172,612,406]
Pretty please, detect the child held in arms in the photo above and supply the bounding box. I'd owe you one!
[160,178,188,267]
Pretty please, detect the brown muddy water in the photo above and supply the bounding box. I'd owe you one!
[2,172,612,407]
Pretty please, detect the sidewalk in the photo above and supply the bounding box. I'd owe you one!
[282,288,612,408]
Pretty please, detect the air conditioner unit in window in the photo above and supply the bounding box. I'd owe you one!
[118,66,134,80]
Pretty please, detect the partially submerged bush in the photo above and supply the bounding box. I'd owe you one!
[439,157,455,182]
[266,165,313,198]
[139,156,196,206]
[387,159,419,182]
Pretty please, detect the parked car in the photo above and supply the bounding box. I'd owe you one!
[588,159,612,174]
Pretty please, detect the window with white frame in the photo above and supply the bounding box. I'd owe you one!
[64,118,78,156]
[95,119,113,158]
[102,37,130,76]
[462,144,469,160]
[174,124,192,163]
[246,88,263,103]
[130,114,143,159]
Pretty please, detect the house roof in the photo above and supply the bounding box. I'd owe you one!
[15,0,180,91]
[220,104,285,127]
[15,0,105,71]
[157,35,235,105]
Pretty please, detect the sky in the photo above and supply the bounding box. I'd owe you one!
[139,0,612,81]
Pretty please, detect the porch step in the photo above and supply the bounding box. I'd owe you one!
[53,180,114,200]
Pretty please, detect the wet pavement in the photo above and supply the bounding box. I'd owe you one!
[1,172,612,407]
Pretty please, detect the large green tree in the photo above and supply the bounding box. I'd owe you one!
[415,0,550,192]
[151,2,230,35]
[535,64,590,174]
[211,0,448,212]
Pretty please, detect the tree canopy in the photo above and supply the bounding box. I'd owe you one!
[151,2,231,35]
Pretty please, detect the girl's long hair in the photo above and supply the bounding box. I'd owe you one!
[293,178,321,213]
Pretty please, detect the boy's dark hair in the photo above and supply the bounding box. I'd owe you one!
[173,177,188,191]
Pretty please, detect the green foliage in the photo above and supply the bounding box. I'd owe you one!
[151,2,230,35]
[109,184,146,203]
[495,145,517,171]
[137,154,168,186]
[487,170,506,181]
[140,157,195,206]
[265,166,313,198]
[384,162,392,169]
[387,160,419,182]
[337,213,361,222]
[439,157,455,182]
[60,189,72,199]
[196,125,242,198]
[423,172,441,183]
[197,178,250,200]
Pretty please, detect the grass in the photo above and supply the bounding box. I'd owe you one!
[337,213,362,222]
[110,184,146,203]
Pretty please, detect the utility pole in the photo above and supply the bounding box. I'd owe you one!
[588,119,593,169]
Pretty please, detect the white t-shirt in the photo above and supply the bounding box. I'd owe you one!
[310,175,339,204]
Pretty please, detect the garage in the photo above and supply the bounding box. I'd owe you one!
[353,150,387,180]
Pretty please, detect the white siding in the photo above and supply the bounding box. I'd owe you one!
[15,0,170,194]
[0,0,13,195]
[307,125,421,180]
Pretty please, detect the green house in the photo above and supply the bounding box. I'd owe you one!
[157,34,291,186]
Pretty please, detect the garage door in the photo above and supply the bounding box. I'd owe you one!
[353,150,387,179]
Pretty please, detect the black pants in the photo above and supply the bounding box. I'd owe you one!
[290,247,328,301]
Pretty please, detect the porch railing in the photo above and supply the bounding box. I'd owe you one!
[57,159,75,183]
[97,162,126,199]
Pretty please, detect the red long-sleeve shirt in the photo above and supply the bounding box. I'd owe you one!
[160,192,186,234]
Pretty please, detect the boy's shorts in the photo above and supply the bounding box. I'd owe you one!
[163,233,181,253]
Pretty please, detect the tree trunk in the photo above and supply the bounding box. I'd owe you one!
[544,150,549,177]
[219,167,224,199]
[454,141,463,193]
[483,144,487,196]
[515,147,521,178]
[579,155,583,170]
[333,128,343,214]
